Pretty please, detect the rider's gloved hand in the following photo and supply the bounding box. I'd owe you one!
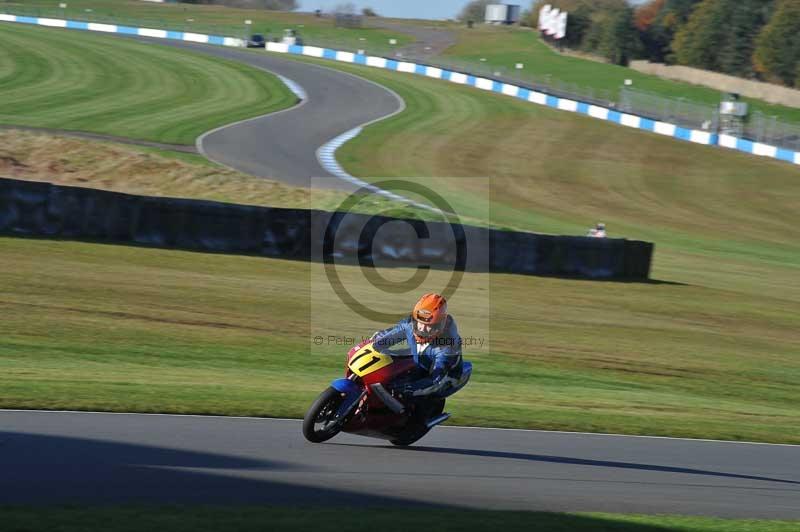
[370,331,386,346]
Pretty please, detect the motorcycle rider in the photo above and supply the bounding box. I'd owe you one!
[371,293,463,400]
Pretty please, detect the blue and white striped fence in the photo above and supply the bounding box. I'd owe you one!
[2,13,798,167]
[264,42,800,166]
[0,13,245,47]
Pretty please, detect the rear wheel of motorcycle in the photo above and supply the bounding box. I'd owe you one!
[389,426,430,446]
[302,387,345,443]
[389,398,445,447]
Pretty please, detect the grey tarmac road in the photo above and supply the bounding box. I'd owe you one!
[1,410,799,519]
[130,38,403,190]
[369,20,458,59]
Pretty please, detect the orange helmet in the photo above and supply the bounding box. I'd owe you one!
[412,293,448,342]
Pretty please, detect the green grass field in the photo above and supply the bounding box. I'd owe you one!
[440,26,800,124]
[285,54,800,295]
[0,506,797,532]
[0,22,296,144]
[0,0,413,54]
[0,24,798,442]
[2,236,799,444]
[5,0,800,123]
[7,0,800,125]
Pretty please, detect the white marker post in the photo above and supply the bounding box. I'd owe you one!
[546,8,559,36]
[555,12,568,40]
[539,4,551,32]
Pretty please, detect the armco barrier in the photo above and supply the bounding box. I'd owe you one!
[1,14,796,167]
[0,177,653,280]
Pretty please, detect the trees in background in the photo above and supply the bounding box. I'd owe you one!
[457,0,493,23]
[585,4,639,65]
[529,0,638,65]
[671,0,772,77]
[716,1,772,77]
[671,0,729,71]
[635,0,700,63]
[522,0,800,87]
[753,0,800,86]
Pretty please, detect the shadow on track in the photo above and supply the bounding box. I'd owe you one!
[0,431,431,506]
[331,443,800,487]
[0,430,727,530]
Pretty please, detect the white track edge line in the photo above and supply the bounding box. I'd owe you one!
[194,50,432,211]
[276,73,307,100]
[279,54,442,213]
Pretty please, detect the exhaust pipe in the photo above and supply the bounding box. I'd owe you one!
[370,383,405,414]
[425,413,450,429]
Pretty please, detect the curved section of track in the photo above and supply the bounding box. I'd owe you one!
[2,411,798,518]
[134,39,403,190]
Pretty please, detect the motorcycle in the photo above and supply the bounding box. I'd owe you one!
[302,338,472,446]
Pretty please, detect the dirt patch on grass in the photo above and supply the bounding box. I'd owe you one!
[0,155,29,169]
[0,128,465,224]
[0,125,198,153]
[0,129,322,208]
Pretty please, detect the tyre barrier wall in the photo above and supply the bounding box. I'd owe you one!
[0,14,797,168]
[0,178,653,280]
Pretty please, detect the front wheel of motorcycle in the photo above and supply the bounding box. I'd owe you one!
[302,387,346,443]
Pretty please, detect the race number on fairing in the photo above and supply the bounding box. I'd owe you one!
[347,342,394,377]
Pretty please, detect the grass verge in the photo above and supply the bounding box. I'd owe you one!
[0,0,413,54]
[2,237,799,444]
[0,22,295,145]
[0,129,435,220]
[440,26,800,124]
[279,53,800,300]
[0,129,333,209]
[0,506,797,532]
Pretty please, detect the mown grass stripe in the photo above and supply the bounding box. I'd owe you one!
[0,23,295,145]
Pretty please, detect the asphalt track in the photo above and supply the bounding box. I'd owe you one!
[129,37,403,190]
[1,410,799,518]
[370,20,457,59]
